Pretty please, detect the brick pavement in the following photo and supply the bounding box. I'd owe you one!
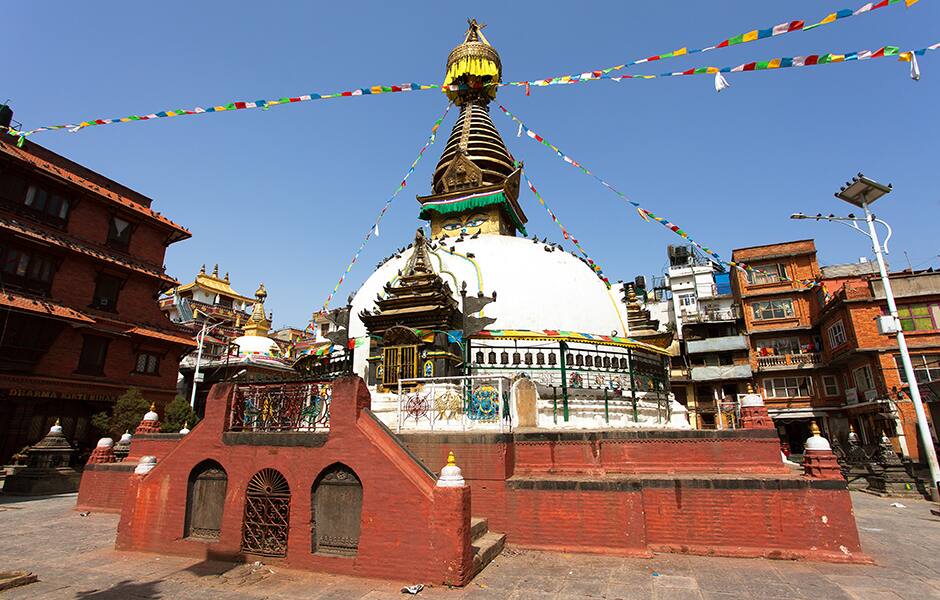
[0,491,937,599]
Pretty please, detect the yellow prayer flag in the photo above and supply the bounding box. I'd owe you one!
[906,0,919,6]
[899,52,912,62]
[768,59,782,69]
[674,48,688,57]
[706,67,719,74]
[742,30,758,42]
[820,13,837,24]
[831,54,845,62]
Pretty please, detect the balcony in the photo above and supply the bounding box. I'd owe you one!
[681,304,742,324]
[756,352,822,371]
[690,364,752,381]
[686,335,748,354]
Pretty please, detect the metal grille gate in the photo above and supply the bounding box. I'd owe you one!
[241,469,291,557]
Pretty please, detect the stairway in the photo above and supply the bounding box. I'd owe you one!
[470,517,505,577]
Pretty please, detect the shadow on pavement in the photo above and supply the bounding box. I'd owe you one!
[75,579,163,599]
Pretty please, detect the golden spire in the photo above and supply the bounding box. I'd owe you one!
[444,18,502,104]
[242,283,272,337]
[199,264,206,275]
[149,402,156,411]
[212,264,219,278]
[447,451,457,467]
[810,421,821,437]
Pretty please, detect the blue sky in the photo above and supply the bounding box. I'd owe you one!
[8,1,938,328]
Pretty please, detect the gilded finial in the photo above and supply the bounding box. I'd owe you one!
[255,283,267,302]
[212,264,219,277]
[746,383,754,394]
[810,421,821,437]
[849,424,856,433]
[200,264,206,275]
[224,271,230,282]
[183,421,188,429]
[54,418,61,426]
[149,402,156,412]
[447,451,456,466]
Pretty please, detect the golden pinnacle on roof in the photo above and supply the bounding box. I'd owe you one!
[810,421,821,437]
[447,451,457,467]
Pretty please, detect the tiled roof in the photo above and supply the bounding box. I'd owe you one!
[0,290,95,323]
[0,217,178,286]
[128,326,197,347]
[0,139,190,240]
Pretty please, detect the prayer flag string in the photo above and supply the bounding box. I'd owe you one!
[498,104,824,289]
[501,0,920,90]
[5,82,439,145]
[5,0,924,144]
[318,103,452,314]
[522,171,612,289]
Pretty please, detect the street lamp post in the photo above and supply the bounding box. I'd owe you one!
[189,318,226,409]
[791,173,940,500]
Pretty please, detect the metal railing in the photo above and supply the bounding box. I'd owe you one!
[228,382,333,432]
[756,352,822,369]
[682,304,742,323]
[396,375,511,433]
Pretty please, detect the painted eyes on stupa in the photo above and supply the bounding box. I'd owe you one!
[443,222,465,232]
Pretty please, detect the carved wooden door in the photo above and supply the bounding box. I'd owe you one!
[312,465,362,556]
[186,462,227,539]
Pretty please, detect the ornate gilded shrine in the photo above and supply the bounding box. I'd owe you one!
[360,229,463,390]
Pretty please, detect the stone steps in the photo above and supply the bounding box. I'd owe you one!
[469,517,505,578]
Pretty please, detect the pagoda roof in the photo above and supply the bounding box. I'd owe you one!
[167,270,255,303]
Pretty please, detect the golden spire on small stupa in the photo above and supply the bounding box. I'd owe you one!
[242,283,272,337]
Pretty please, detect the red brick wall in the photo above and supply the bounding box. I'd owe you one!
[76,463,136,512]
[113,377,474,586]
[507,484,648,556]
[643,484,864,561]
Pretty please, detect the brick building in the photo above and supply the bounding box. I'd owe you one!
[818,267,940,462]
[731,240,842,453]
[0,123,194,464]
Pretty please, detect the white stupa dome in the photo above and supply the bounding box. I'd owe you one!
[350,234,630,374]
[233,334,281,358]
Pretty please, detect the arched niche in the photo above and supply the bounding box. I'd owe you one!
[184,460,227,540]
[311,463,362,556]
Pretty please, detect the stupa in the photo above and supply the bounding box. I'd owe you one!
[348,20,682,430]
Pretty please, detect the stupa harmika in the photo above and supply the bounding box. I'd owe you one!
[344,20,687,430]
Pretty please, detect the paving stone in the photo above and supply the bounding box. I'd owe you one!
[652,574,698,589]
[1,492,939,599]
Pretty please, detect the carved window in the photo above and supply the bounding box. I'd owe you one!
[185,460,227,540]
[241,469,291,557]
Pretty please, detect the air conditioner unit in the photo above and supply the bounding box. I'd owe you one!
[876,315,900,335]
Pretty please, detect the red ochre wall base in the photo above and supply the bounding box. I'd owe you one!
[77,381,870,585]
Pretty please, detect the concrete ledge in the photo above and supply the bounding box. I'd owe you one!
[513,429,779,442]
[506,475,848,492]
[221,432,328,447]
[83,462,136,472]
